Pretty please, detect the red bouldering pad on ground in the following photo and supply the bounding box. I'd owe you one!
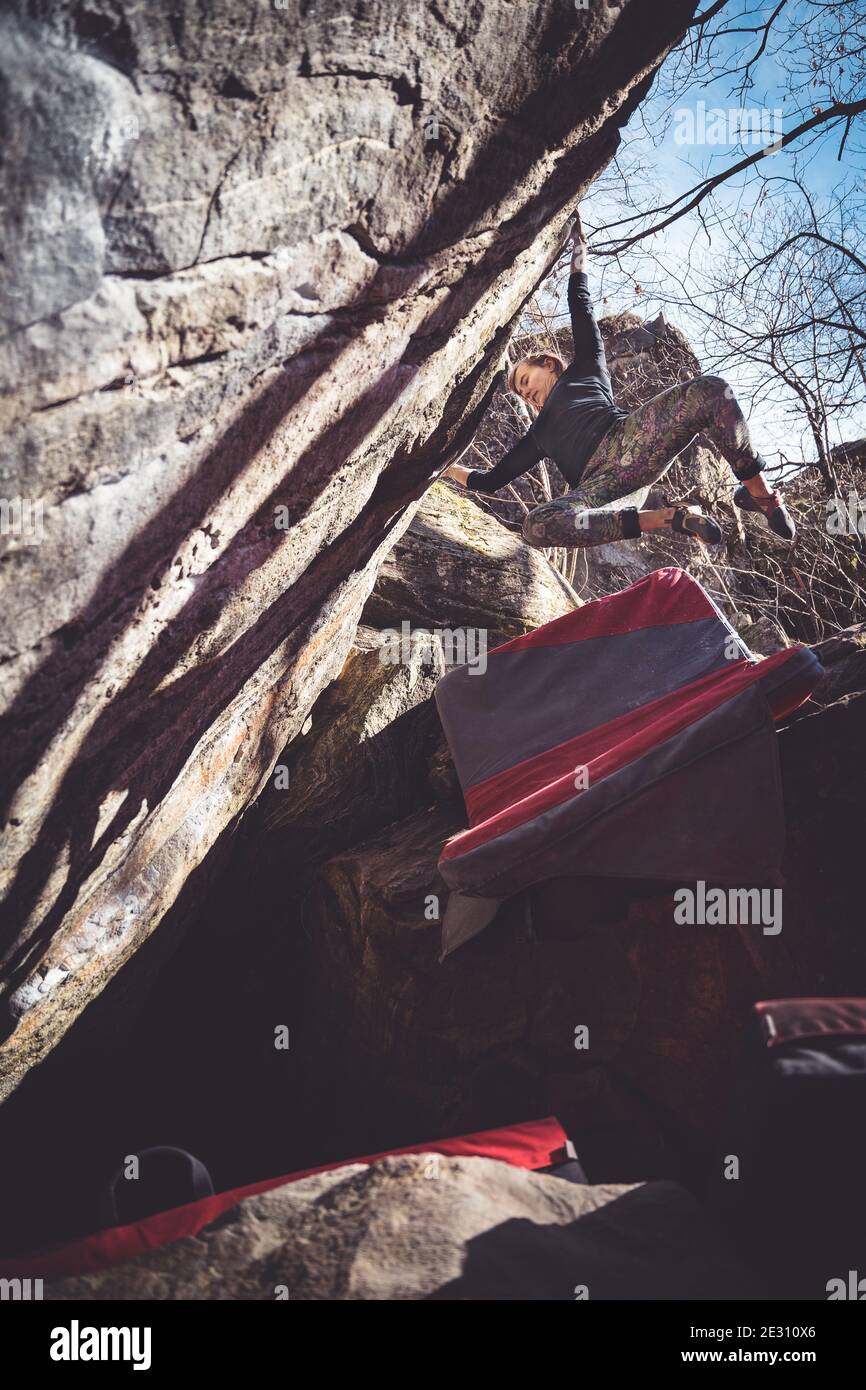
[435,567,823,903]
[0,1116,568,1280]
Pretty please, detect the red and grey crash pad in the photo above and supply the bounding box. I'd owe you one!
[0,1116,568,1280]
[435,567,823,936]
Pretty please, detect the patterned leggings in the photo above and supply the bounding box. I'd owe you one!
[522,374,762,550]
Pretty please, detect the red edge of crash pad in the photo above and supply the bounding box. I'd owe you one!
[487,566,713,655]
[441,645,813,862]
[755,998,866,1048]
[0,1116,568,1281]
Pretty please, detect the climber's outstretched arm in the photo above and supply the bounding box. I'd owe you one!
[568,270,610,385]
[444,430,543,493]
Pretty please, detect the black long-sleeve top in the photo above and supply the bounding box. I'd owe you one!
[466,271,627,494]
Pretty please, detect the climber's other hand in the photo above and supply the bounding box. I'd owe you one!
[443,462,472,485]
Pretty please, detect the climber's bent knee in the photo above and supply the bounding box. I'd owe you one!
[693,373,733,399]
[522,507,554,548]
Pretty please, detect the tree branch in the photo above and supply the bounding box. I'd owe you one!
[594,98,866,255]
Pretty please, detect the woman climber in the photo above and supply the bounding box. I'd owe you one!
[444,209,796,550]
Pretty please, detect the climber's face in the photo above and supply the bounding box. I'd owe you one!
[515,358,558,411]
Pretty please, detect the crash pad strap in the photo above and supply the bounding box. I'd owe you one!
[0,1116,568,1281]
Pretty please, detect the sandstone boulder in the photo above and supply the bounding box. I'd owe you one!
[47,1153,754,1300]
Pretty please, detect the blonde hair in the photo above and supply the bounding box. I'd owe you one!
[506,351,567,402]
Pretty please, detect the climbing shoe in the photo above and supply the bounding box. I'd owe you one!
[733,484,796,541]
[670,504,723,545]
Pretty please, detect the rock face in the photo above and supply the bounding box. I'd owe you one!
[362,476,582,632]
[46,1154,754,1300]
[0,0,701,1097]
[255,479,577,859]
